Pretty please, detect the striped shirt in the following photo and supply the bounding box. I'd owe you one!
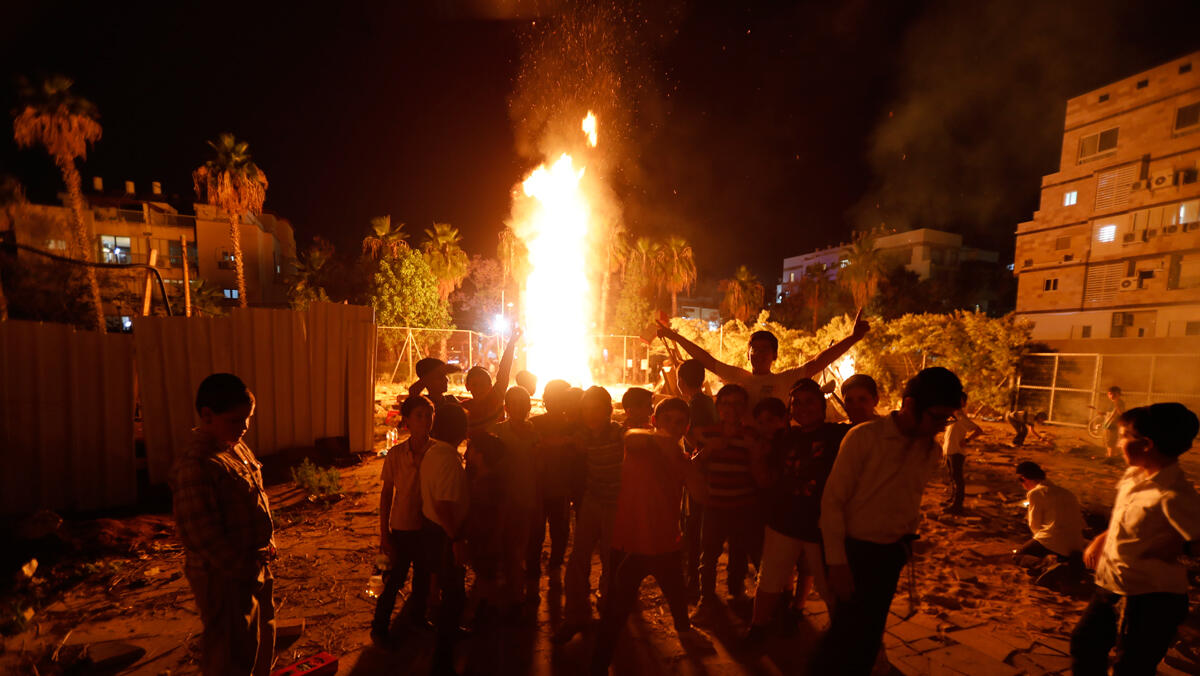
[577,422,626,506]
[697,424,762,508]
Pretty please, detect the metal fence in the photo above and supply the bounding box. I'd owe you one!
[376,327,655,388]
[1016,352,1200,426]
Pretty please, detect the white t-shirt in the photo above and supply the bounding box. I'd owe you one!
[1026,480,1086,556]
[381,438,428,531]
[419,440,470,534]
[725,370,809,408]
[941,414,981,457]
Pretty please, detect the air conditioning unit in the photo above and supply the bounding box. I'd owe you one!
[1165,224,1179,234]
[1118,276,1140,291]
[1130,180,1146,191]
[1123,232,1137,243]
[1151,169,1177,189]
[1181,169,1199,184]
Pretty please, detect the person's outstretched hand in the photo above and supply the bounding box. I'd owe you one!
[512,326,523,342]
[851,308,870,339]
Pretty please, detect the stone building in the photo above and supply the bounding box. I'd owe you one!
[1014,52,1200,342]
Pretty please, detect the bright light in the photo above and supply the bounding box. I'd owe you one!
[833,353,856,382]
[1098,224,1117,243]
[1063,191,1077,206]
[492,313,511,335]
[582,111,598,148]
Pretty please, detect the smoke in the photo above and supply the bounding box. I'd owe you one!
[852,0,1200,250]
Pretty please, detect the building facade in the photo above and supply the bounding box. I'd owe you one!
[9,179,295,329]
[1014,52,1200,341]
[781,227,998,291]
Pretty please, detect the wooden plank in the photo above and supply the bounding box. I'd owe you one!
[307,304,329,438]
[290,310,313,448]
[101,333,137,508]
[0,322,38,513]
[69,328,100,511]
[38,322,70,510]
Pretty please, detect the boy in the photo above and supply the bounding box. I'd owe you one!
[372,394,434,647]
[752,397,789,440]
[657,310,869,407]
[746,381,848,645]
[677,358,716,597]
[171,373,275,676]
[620,387,653,430]
[1071,403,1200,674]
[840,374,880,426]
[420,403,471,676]
[556,387,626,643]
[1005,409,1047,447]
[409,357,461,410]
[942,396,983,514]
[515,370,538,399]
[1014,461,1085,564]
[812,367,965,676]
[462,328,520,437]
[695,384,765,609]
[1102,386,1125,458]
[496,386,539,608]
[528,379,577,590]
[590,398,708,674]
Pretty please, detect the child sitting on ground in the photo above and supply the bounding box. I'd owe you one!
[1071,402,1200,674]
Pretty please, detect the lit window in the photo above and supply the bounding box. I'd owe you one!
[1063,191,1077,206]
[100,235,132,264]
[121,316,133,331]
[1097,224,1117,243]
[789,272,795,282]
[839,259,849,268]
[45,239,67,251]
[219,250,236,270]
[223,288,239,299]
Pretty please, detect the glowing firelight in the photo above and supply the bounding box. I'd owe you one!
[834,353,856,382]
[582,111,598,147]
[514,152,595,386]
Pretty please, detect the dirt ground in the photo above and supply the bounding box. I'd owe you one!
[3,414,1200,675]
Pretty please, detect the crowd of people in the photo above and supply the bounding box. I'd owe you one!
[170,316,1200,676]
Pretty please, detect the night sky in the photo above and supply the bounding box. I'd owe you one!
[3,0,1200,287]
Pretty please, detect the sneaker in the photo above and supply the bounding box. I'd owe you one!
[551,621,587,644]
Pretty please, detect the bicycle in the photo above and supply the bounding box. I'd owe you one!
[1086,405,1108,439]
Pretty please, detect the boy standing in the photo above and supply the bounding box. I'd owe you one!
[677,359,716,597]
[695,384,765,609]
[408,357,462,410]
[372,395,434,646]
[619,387,654,429]
[840,374,881,426]
[590,398,708,674]
[812,367,965,676]
[496,386,539,608]
[420,404,471,676]
[942,397,983,514]
[1102,386,1126,458]
[1071,403,1200,674]
[528,379,577,590]
[171,373,275,676]
[657,311,869,408]
[556,387,625,643]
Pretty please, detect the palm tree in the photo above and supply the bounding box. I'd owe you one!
[12,75,105,331]
[0,176,28,322]
[631,236,664,308]
[422,223,469,302]
[188,279,227,317]
[839,228,886,309]
[719,265,764,323]
[596,223,626,334]
[795,267,833,331]
[497,225,530,316]
[362,215,407,260]
[661,235,697,317]
[192,133,268,308]
[286,238,333,311]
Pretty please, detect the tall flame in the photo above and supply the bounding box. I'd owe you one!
[512,138,597,386]
[582,111,598,147]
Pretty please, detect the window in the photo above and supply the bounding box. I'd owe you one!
[169,241,198,267]
[1078,127,1119,162]
[45,239,67,251]
[1055,236,1071,250]
[1186,321,1200,336]
[1182,63,1193,74]
[222,288,239,299]
[789,272,795,282]
[99,235,132,264]
[1063,190,1078,206]
[219,250,236,270]
[1023,259,1032,268]
[1098,93,1109,103]
[1136,79,1149,89]
[839,259,849,268]
[1175,102,1200,133]
[1081,326,1092,338]
[1043,278,1059,291]
[120,316,133,332]
[1097,224,1117,242]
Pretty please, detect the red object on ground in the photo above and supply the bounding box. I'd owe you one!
[270,652,339,676]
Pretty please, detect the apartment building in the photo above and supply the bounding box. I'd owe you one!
[780,227,998,290]
[10,178,295,329]
[1014,52,1200,342]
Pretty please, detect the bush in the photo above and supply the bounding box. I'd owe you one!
[290,459,342,498]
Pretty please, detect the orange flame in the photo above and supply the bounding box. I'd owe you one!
[582,111,598,148]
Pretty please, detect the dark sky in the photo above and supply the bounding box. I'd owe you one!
[3,0,1200,287]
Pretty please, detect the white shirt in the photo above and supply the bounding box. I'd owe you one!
[381,438,429,531]
[941,414,981,457]
[1026,480,1086,556]
[820,414,941,565]
[725,370,811,408]
[419,440,470,535]
[1095,463,1200,595]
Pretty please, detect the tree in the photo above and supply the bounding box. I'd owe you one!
[285,237,334,311]
[422,223,469,302]
[361,215,407,260]
[613,264,655,336]
[372,247,453,329]
[597,222,626,334]
[0,175,27,322]
[661,235,697,317]
[497,225,530,317]
[12,76,105,331]
[451,255,504,331]
[192,133,268,308]
[719,265,764,323]
[630,236,664,307]
[839,228,887,309]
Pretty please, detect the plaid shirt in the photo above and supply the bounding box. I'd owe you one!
[171,428,274,576]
